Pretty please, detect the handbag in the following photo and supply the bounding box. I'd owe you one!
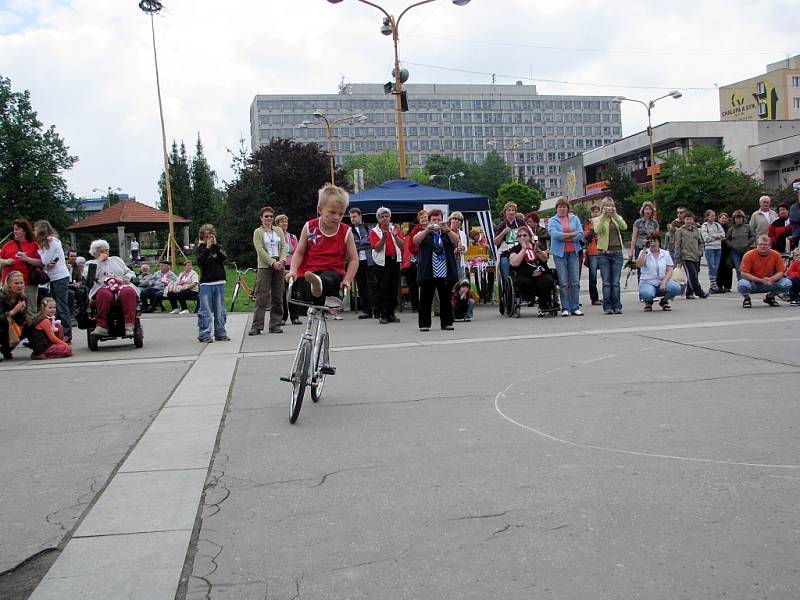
[15,241,49,284]
[671,264,687,285]
[7,316,22,348]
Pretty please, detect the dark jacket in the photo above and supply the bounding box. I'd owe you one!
[26,314,51,355]
[416,230,458,282]
[726,223,756,254]
[0,290,28,348]
[351,224,374,266]
[195,243,227,283]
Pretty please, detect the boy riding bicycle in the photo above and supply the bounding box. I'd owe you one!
[287,184,359,303]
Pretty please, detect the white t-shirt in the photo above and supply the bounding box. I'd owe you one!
[640,248,675,287]
[38,236,70,281]
[263,229,280,258]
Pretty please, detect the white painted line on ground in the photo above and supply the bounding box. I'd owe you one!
[493,354,800,470]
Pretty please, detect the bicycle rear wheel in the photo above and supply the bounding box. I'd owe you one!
[289,339,311,424]
[310,331,330,403]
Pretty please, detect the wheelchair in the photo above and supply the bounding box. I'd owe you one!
[76,264,144,351]
[500,268,561,318]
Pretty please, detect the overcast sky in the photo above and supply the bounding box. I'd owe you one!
[1,0,797,206]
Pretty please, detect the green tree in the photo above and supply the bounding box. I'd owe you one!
[0,75,78,232]
[159,141,192,219]
[222,138,331,266]
[466,151,511,209]
[629,145,766,221]
[190,135,223,238]
[344,150,427,190]
[103,190,122,209]
[426,155,469,190]
[495,182,542,215]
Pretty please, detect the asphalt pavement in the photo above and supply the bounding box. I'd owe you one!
[1,283,799,600]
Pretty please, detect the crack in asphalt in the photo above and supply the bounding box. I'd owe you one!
[331,548,410,572]
[452,509,511,521]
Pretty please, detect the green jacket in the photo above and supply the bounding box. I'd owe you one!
[252,226,287,268]
[673,225,703,262]
[591,213,628,251]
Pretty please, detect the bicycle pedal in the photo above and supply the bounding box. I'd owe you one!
[320,366,336,375]
[279,376,292,383]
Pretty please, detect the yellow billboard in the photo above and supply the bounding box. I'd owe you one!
[720,75,784,121]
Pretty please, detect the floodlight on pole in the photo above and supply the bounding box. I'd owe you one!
[139,0,182,271]
[325,0,472,178]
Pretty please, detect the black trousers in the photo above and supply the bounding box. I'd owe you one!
[515,272,555,307]
[683,260,704,296]
[716,243,733,291]
[372,257,400,318]
[404,264,420,311]
[292,270,342,306]
[419,278,454,328]
[354,260,372,315]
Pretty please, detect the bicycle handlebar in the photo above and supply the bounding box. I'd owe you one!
[230,261,256,275]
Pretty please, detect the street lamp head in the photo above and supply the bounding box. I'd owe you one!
[297,121,311,128]
[353,113,368,123]
[456,171,465,177]
[313,110,323,118]
[452,0,471,5]
[669,90,683,99]
[521,138,531,145]
[326,0,344,3]
[138,0,163,14]
[486,141,497,147]
[380,17,393,36]
[612,96,626,104]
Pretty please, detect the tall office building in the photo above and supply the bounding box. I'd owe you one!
[250,83,623,197]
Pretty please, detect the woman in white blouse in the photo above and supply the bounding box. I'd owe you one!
[167,260,200,313]
[636,232,681,312]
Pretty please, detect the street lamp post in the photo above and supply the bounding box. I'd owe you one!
[93,186,122,204]
[429,171,464,190]
[487,139,530,183]
[614,91,682,199]
[299,112,367,184]
[326,0,471,178]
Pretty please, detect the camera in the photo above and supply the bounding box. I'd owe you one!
[432,223,442,230]
[644,240,651,248]
[532,235,539,242]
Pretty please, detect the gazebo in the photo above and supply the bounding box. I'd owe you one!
[66,199,191,259]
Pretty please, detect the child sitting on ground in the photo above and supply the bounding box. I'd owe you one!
[287,184,359,305]
[452,279,476,321]
[28,297,73,359]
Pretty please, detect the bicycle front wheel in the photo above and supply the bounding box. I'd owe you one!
[230,281,240,312]
[289,339,312,424]
[310,331,330,403]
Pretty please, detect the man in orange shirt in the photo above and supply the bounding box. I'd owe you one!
[737,235,791,308]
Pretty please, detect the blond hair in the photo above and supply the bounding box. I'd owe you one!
[34,220,57,249]
[318,184,349,210]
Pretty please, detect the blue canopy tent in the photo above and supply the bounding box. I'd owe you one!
[349,179,496,259]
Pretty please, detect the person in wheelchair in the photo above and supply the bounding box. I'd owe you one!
[83,239,140,337]
[508,226,556,316]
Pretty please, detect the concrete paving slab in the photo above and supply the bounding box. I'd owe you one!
[29,529,192,600]
[119,427,221,473]
[0,362,190,573]
[73,469,208,537]
[165,355,238,407]
[144,404,225,434]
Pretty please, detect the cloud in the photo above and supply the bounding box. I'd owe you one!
[0,0,795,205]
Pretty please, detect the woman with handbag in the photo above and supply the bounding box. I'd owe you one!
[0,271,28,360]
[0,218,40,319]
[32,221,72,343]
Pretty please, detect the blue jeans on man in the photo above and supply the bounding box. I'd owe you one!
[737,278,792,297]
[597,250,623,312]
[704,248,721,281]
[639,280,681,303]
[198,282,227,341]
[553,252,581,312]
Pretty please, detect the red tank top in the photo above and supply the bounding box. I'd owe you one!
[299,218,351,276]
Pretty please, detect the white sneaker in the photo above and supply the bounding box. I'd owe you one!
[572,309,584,316]
[304,271,323,297]
[179,309,189,314]
[561,310,570,317]
[170,309,180,314]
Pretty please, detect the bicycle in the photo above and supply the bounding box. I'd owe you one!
[229,262,257,312]
[280,279,341,424]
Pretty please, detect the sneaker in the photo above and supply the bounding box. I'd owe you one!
[742,295,752,308]
[179,309,189,315]
[561,310,570,317]
[789,299,800,306]
[215,335,231,341]
[763,293,780,307]
[644,302,653,311]
[358,313,372,319]
[419,327,430,332]
[379,317,389,324]
[268,327,283,334]
[387,315,400,323]
[170,309,180,314]
[91,326,109,337]
[198,337,213,343]
[698,291,708,299]
[304,272,323,297]
[441,325,454,331]
[685,294,696,300]
[572,309,584,316]
[248,328,261,336]
[291,318,302,325]
[604,309,613,315]
[591,300,602,306]
[333,315,343,321]
[613,309,623,314]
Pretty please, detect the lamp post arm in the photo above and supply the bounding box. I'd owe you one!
[354,0,392,20]
[396,0,436,27]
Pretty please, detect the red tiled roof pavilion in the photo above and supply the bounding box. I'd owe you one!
[67,199,191,234]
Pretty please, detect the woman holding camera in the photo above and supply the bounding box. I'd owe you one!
[509,226,555,316]
[636,232,681,311]
[592,197,628,315]
[414,208,460,331]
